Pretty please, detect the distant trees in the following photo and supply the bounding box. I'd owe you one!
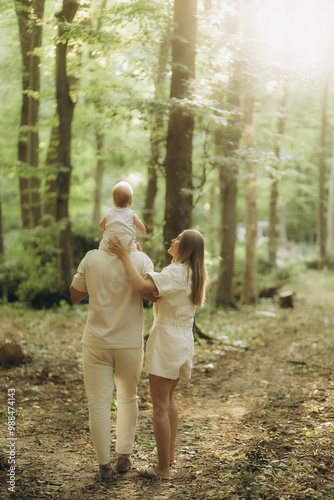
[2,0,334,307]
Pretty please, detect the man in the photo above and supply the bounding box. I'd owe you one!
[70,246,153,480]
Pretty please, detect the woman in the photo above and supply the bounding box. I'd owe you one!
[109,229,208,479]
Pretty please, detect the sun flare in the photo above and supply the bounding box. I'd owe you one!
[252,0,334,74]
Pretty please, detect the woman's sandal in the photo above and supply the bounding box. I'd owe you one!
[137,464,170,480]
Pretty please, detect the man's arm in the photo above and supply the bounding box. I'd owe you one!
[70,285,88,303]
[144,292,159,303]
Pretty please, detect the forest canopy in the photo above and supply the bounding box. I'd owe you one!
[1,0,334,308]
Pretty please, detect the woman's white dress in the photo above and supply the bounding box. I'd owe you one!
[146,263,196,380]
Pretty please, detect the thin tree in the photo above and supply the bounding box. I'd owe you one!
[91,0,107,226]
[54,0,80,293]
[240,92,258,304]
[15,0,45,228]
[144,28,170,235]
[215,0,243,307]
[317,75,330,269]
[327,131,334,252]
[0,185,3,256]
[268,84,288,264]
[163,0,197,256]
[239,0,258,305]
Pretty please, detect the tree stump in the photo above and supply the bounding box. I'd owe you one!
[0,342,23,366]
[279,291,294,308]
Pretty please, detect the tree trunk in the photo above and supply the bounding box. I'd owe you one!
[91,0,107,226]
[268,86,288,264]
[163,0,197,256]
[215,0,242,307]
[216,162,239,307]
[55,0,80,293]
[241,94,258,304]
[208,183,216,255]
[327,132,334,252]
[0,186,4,256]
[15,0,45,228]
[318,78,329,269]
[144,31,170,235]
[43,123,59,218]
[92,130,104,225]
[279,203,288,248]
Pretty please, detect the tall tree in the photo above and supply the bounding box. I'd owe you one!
[317,76,330,269]
[163,0,197,255]
[240,92,258,304]
[43,123,59,217]
[55,0,80,293]
[327,132,334,252]
[0,186,3,256]
[268,84,288,264]
[92,128,105,225]
[91,0,107,226]
[215,0,243,307]
[15,0,45,228]
[144,28,170,235]
[239,0,258,304]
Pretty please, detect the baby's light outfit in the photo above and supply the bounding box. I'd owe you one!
[99,206,137,252]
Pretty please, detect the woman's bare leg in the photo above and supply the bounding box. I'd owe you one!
[149,374,176,477]
[169,378,179,463]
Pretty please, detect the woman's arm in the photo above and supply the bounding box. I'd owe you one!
[108,237,158,295]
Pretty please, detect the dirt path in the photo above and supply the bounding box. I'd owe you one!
[1,279,334,499]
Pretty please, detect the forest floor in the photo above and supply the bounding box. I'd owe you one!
[1,270,334,499]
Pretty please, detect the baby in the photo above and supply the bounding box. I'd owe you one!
[99,181,146,253]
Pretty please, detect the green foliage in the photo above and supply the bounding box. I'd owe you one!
[71,219,100,266]
[257,256,276,276]
[17,221,61,308]
[323,252,334,271]
[1,0,334,311]
[0,219,63,308]
[0,257,26,303]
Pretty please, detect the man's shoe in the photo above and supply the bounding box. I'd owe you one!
[99,463,115,480]
[116,456,132,473]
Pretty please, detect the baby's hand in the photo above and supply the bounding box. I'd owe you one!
[134,240,142,252]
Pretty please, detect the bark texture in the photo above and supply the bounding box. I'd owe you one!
[144,31,170,235]
[216,0,242,307]
[55,0,80,293]
[318,79,329,268]
[268,86,288,264]
[163,0,197,255]
[15,0,45,228]
[241,94,258,304]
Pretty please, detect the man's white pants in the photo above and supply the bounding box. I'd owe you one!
[82,345,143,465]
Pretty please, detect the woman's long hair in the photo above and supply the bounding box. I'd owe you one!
[173,229,208,306]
